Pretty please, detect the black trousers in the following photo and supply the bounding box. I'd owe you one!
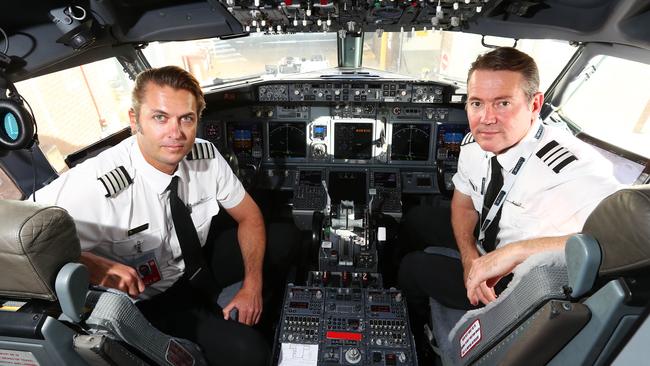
[397,206,511,341]
[136,220,300,366]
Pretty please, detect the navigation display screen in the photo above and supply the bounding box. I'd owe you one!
[334,123,373,160]
[391,123,431,161]
[268,121,306,158]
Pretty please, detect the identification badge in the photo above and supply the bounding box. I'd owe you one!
[131,252,162,286]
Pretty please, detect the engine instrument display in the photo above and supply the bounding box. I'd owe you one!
[390,123,431,161]
[334,122,373,160]
[268,121,306,158]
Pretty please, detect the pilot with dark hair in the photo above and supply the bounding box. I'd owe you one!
[398,47,620,345]
[35,66,297,365]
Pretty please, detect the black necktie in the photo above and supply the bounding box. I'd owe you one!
[481,156,503,252]
[168,176,217,295]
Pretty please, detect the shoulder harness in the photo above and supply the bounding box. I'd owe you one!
[536,140,578,173]
[98,166,133,197]
[186,142,216,161]
[461,132,475,146]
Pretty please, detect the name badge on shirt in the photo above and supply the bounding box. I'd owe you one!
[128,223,149,236]
[130,252,162,286]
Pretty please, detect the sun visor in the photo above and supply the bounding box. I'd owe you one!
[120,2,245,43]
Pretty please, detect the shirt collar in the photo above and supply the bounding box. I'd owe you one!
[131,138,190,195]
[490,119,543,173]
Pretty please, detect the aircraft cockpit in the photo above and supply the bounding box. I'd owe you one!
[1,1,650,365]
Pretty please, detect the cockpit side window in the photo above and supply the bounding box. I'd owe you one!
[558,55,650,158]
[14,58,134,173]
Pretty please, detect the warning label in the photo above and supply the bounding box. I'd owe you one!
[460,319,482,358]
[0,350,40,366]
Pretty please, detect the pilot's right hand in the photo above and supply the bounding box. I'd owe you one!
[80,252,145,297]
[462,251,497,306]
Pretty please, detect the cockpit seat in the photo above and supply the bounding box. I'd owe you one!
[428,185,650,365]
[0,199,207,365]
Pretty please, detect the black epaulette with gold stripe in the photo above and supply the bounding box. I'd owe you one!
[186,142,216,160]
[98,166,133,197]
[536,140,578,173]
[461,133,475,146]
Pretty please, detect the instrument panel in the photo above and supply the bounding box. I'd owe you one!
[200,80,468,193]
[202,109,465,163]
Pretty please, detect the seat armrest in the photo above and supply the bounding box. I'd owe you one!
[55,263,89,323]
[566,234,602,298]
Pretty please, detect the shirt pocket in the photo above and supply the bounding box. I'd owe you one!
[502,197,540,232]
[189,197,219,245]
[112,227,163,261]
[468,178,483,212]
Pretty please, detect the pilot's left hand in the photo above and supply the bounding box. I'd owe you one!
[222,285,263,326]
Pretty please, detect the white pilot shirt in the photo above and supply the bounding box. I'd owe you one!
[35,136,245,297]
[452,120,621,249]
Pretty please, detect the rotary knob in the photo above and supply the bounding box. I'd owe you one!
[311,144,327,159]
[345,348,361,364]
[398,352,407,363]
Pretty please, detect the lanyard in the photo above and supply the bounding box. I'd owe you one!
[476,124,544,255]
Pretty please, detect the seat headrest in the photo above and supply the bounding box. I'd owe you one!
[582,185,650,277]
[0,200,81,301]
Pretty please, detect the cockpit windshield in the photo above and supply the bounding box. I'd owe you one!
[143,31,575,91]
